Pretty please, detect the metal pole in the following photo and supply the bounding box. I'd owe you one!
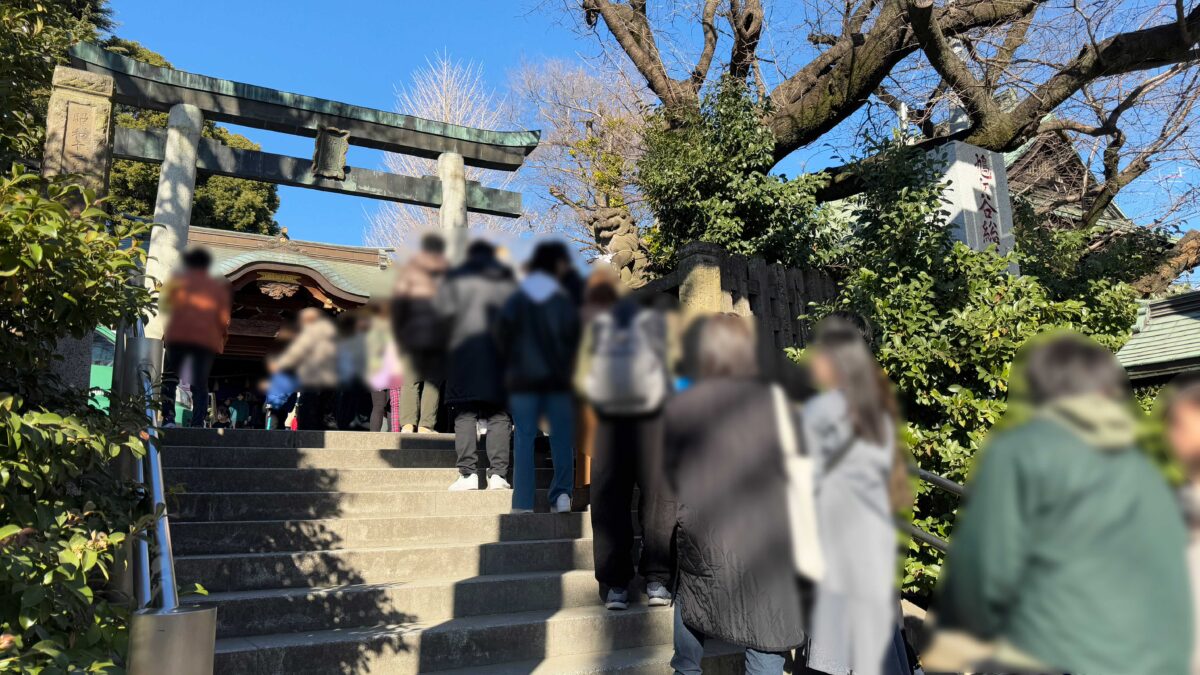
[141,392,179,610]
[133,455,153,609]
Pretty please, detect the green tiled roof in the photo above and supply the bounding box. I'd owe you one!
[1117,290,1200,379]
[195,227,394,301]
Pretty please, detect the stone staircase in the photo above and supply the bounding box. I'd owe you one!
[160,428,745,674]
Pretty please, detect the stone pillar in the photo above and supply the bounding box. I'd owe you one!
[676,242,726,321]
[42,66,115,198]
[143,104,203,342]
[438,152,468,264]
[41,66,116,390]
[932,140,1018,273]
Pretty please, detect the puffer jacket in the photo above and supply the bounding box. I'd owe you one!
[392,250,448,352]
[495,271,580,393]
[434,251,516,406]
[663,377,806,653]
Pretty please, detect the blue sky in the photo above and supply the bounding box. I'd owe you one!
[107,0,601,247]
[107,1,1187,250]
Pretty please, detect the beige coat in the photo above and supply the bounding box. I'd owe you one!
[274,316,337,388]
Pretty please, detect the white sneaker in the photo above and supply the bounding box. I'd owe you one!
[511,507,534,514]
[448,474,479,491]
[486,474,511,490]
[552,493,572,513]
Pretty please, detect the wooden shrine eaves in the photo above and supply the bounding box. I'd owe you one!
[70,42,540,171]
[114,127,523,218]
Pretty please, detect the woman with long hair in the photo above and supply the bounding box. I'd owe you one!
[803,316,903,675]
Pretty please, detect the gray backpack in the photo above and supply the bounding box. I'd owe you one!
[585,308,668,415]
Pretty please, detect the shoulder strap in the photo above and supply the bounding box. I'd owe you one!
[821,434,856,475]
[772,385,801,457]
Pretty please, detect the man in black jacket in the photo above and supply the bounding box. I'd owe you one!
[435,240,517,492]
[496,241,581,513]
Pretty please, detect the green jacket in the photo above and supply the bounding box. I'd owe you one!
[936,395,1192,675]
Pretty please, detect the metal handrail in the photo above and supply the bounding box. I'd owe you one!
[916,467,964,497]
[131,320,180,611]
[903,466,966,553]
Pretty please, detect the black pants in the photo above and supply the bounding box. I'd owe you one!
[369,390,389,432]
[453,404,511,478]
[161,344,215,427]
[590,412,675,588]
[335,382,371,430]
[297,388,334,431]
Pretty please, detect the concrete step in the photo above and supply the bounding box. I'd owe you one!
[166,466,562,494]
[213,604,674,674]
[434,642,746,675]
[166,467,460,493]
[172,512,594,554]
[162,445,458,469]
[200,569,634,639]
[159,428,457,449]
[174,488,574,522]
[178,538,595,592]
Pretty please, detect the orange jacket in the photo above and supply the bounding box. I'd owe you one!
[163,269,232,354]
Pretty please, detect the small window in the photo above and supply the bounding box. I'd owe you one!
[91,329,115,367]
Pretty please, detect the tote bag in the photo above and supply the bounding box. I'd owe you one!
[772,385,825,582]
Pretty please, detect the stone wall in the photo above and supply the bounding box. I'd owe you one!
[641,242,839,349]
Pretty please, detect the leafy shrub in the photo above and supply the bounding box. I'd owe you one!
[0,166,154,672]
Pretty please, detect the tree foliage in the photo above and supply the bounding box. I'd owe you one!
[815,138,1139,595]
[637,78,836,269]
[0,167,156,672]
[0,15,280,235]
[0,0,109,165]
[101,39,280,235]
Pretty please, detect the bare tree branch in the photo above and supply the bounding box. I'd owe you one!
[729,0,764,79]
[1133,229,1200,294]
[983,4,1036,90]
[692,0,721,87]
[581,0,696,107]
[905,0,1002,127]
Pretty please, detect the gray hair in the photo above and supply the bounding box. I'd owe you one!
[695,314,758,379]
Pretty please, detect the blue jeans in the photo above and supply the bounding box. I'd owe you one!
[509,391,575,511]
[671,603,787,675]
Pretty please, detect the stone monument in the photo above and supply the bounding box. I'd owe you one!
[41,65,117,389]
[932,140,1018,271]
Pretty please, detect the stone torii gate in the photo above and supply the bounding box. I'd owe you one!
[42,42,538,382]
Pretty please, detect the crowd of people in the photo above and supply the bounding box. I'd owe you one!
[157,235,1200,674]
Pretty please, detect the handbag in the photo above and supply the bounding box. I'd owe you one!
[772,385,826,582]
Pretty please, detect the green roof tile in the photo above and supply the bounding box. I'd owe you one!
[1117,290,1200,378]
